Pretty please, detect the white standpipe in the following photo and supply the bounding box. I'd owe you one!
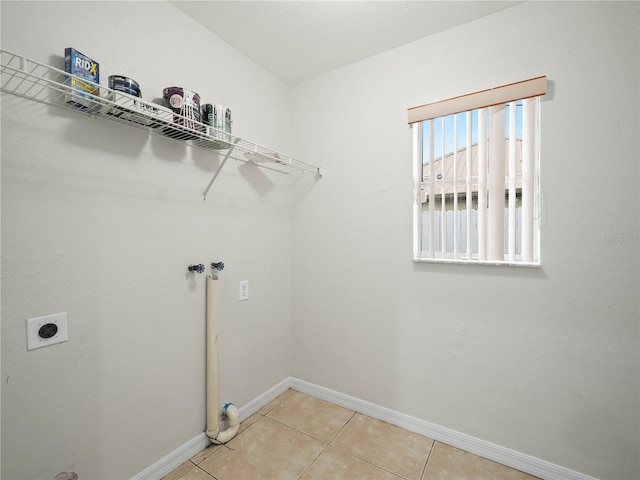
[206,274,240,444]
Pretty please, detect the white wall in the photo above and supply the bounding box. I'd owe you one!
[2,1,639,480]
[290,2,639,480]
[1,2,294,478]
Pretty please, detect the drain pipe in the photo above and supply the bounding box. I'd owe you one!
[211,402,240,444]
[206,271,240,444]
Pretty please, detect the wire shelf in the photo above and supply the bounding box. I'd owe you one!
[0,49,322,198]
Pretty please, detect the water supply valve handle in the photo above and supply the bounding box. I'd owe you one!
[212,261,225,272]
[188,264,205,274]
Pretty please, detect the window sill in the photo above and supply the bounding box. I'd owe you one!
[412,256,541,267]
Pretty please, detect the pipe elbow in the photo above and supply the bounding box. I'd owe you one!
[226,404,240,425]
[211,403,240,444]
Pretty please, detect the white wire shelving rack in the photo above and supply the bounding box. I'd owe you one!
[0,49,322,199]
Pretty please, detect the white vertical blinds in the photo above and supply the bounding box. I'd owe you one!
[521,97,537,263]
[410,76,546,265]
[428,120,435,258]
[477,108,488,261]
[465,112,473,257]
[488,104,506,261]
[508,101,518,262]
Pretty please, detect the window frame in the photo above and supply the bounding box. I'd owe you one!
[409,77,545,267]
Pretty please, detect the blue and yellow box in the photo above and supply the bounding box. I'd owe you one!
[64,48,99,108]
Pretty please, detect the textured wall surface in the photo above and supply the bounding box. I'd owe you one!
[1,2,294,478]
[290,2,639,479]
[2,1,638,480]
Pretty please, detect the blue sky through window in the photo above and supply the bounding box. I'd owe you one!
[423,101,523,161]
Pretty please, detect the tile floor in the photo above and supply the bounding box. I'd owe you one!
[163,389,540,480]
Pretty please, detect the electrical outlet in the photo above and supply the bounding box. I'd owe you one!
[26,312,68,350]
[239,280,249,301]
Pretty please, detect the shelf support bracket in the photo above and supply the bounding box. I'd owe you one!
[203,138,240,200]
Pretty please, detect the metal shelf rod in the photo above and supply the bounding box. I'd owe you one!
[202,138,240,200]
[1,49,323,196]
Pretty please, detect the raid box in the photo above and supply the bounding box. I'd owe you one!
[64,47,100,108]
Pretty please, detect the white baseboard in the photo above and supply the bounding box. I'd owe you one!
[132,376,598,480]
[288,378,599,480]
[237,376,293,421]
[130,432,209,480]
[130,377,294,480]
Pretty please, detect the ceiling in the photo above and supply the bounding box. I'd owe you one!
[169,1,522,85]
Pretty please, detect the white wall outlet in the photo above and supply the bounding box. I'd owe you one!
[239,280,249,301]
[26,312,68,351]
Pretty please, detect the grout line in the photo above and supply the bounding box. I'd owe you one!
[327,442,408,480]
[297,411,406,480]
[257,387,296,416]
[327,410,356,444]
[263,392,357,445]
[326,413,429,480]
[296,443,330,480]
[193,465,218,480]
[262,413,331,444]
[420,440,437,480]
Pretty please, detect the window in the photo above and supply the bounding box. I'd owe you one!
[408,76,546,266]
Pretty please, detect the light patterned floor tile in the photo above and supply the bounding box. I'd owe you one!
[161,461,195,480]
[257,388,296,415]
[301,446,404,480]
[175,466,216,480]
[238,412,261,433]
[422,442,541,480]
[331,413,433,480]
[199,416,325,480]
[267,391,355,442]
[190,443,222,466]
[163,398,542,480]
